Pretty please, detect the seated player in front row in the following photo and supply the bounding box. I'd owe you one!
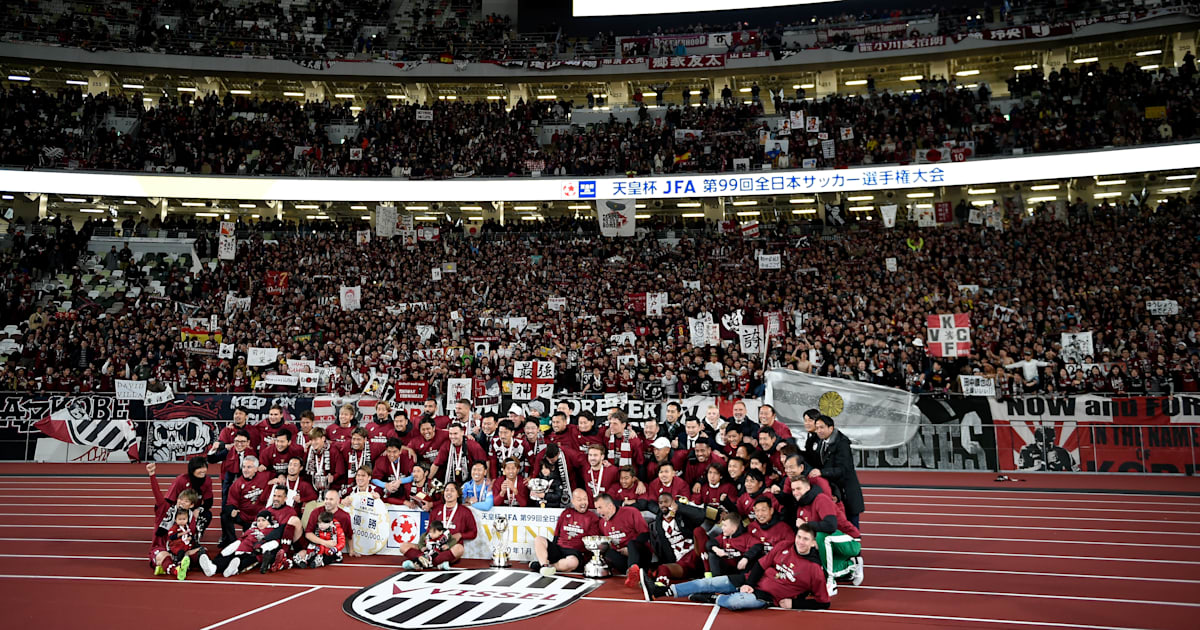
[530,488,600,576]
[403,519,451,570]
[199,511,278,577]
[292,510,346,568]
[396,482,477,568]
[644,523,831,612]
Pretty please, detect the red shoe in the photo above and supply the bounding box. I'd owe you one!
[624,564,640,589]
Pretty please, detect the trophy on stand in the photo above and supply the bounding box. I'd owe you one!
[582,535,612,578]
[490,515,510,568]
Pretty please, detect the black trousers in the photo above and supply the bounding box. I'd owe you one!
[219,505,251,543]
[603,535,649,574]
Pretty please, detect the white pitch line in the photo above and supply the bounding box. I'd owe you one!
[873,547,1200,565]
[862,486,1200,499]
[867,520,1200,536]
[864,492,1200,506]
[813,608,1150,630]
[868,565,1200,584]
[867,510,1200,525]
[0,573,359,589]
[867,501,1200,515]
[843,584,1200,607]
[700,604,720,630]
[198,585,323,630]
[864,533,1200,550]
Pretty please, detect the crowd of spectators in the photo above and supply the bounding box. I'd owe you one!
[0,60,1195,177]
[2,193,1196,401]
[5,0,1190,63]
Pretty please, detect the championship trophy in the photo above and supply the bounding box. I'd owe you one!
[490,515,510,568]
[582,535,612,578]
[527,478,550,509]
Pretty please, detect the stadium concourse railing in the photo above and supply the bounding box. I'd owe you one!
[0,391,1195,475]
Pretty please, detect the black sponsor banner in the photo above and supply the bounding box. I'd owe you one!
[854,397,998,471]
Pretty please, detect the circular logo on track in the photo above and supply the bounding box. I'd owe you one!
[343,568,599,629]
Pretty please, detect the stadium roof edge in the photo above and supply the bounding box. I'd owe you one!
[2,143,1197,203]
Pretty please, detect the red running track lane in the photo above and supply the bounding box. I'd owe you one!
[2,470,1200,630]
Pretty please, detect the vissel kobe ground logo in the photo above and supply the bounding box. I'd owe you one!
[343,569,599,629]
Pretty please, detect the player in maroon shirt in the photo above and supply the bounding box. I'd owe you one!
[488,420,527,478]
[642,461,691,505]
[703,511,761,577]
[257,405,296,450]
[747,497,793,556]
[372,438,415,505]
[420,398,453,430]
[545,411,581,454]
[333,428,372,490]
[580,444,619,509]
[755,404,793,442]
[735,470,780,518]
[682,441,728,487]
[792,476,863,594]
[692,463,737,517]
[146,463,201,577]
[606,466,647,507]
[271,456,317,509]
[259,428,305,475]
[595,493,650,588]
[491,458,529,507]
[258,485,304,572]
[397,482,477,569]
[647,523,831,611]
[409,418,447,467]
[326,404,358,445]
[605,409,643,469]
[219,455,272,547]
[530,488,600,576]
[645,436,687,481]
[433,424,486,487]
[575,411,606,456]
[164,456,214,539]
[298,489,354,563]
[209,406,259,497]
[218,429,256,501]
[365,401,399,460]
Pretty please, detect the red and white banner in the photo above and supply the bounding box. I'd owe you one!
[926,313,971,357]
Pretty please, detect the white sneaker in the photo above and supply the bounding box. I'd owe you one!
[850,557,865,586]
[198,554,216,577]
[539,566,556,577]
[826,576,839,597]
[223,556,241,578]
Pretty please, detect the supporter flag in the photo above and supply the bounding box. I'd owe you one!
[880,204,898,228]
[688,317,706,347]
[926,313,971,357]
[917,206,936,227]
[885,257,897,272]
[968,206,985,225]
[597,200,636,237]
[738,325,764,356]
[673,151,691,165]
[646,292,667,316]
[340,286,362,311]
[463,220,484,237]
[218,222,236,260]
[357,230,371,246]
[741,221,760,238]
[765,369,919,450]
[934,202,953,223]
[437,53,454,64]
[264,271,289,295]
[34,398,140,459]
[375,205,397,238]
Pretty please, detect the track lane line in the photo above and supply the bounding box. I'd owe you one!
[198,586,322,630]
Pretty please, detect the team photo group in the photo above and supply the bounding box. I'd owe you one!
[146,396,864,612]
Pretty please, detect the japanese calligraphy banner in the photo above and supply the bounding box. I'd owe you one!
[959,375,996,397]
[246,347,279,367]
[738,325,764,356]
[926,313,971,357]
[1147,300,1179,315]
[758,254,781,270]
[857,35,948,52]
[512,360,556,401]
[218,222,236,261]
[646,292,667,316]
[647,54,725,70]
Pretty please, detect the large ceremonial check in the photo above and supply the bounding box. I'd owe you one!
[349,493,562,562]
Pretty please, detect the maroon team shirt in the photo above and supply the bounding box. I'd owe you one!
[797,489,861,539]
[692,481,736,507]
[218,422,261,447]
[606,482,642,505]
[326,424,354,445]
[305,507,354,544]
[264,503,298,539]
[430,501,478,541]
[545,426,581,454]
[258,443,305,474]
[758,420,793,441]
[409,431,447,464]
[748,518,793,553]
[372,453,416,504]
[642,476,691,501]
[715,530,758,559]
[580,465,619,509]
[599,506,648,550]
[735,490,781,517]
[334,442,372,484]
[278,475,317,507]
[491,476,529,507]
[755,544,830,605]
[228,471,273,516]
[366,421,398,460]
[683,452,727,486]
[166,473,213,504]
[258,421,297,450]
[553,508,600,552]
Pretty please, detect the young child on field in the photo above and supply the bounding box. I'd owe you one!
[156,510,194,579]
[199,511,277,578]
[402,520,451,570]
[294,512,346,569]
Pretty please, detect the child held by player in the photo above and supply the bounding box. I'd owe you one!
[294,511,346,568]
[155,510,194,580]
[401,519,451,570]
[199,511,277,578]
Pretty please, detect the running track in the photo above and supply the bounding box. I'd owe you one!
[2,465,1198,630]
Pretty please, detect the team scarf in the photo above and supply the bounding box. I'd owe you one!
[551,454,573,506]
[606,428,634,467]
[346,446,371,475]
[306,446,331,491]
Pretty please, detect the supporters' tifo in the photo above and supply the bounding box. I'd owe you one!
[1,0,1200,627]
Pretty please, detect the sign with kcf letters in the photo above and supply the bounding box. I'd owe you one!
[926,313,971,357]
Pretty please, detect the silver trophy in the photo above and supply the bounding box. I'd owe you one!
[490,515,510,568]
[582,535,612,578]
[527,478,550,509]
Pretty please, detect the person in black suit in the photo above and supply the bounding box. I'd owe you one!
[810,415,864,528]
[800,408,822,470]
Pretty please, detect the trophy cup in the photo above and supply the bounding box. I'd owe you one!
[582,535,612,578]
[490,515,510,568]
[527,478,550,509]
